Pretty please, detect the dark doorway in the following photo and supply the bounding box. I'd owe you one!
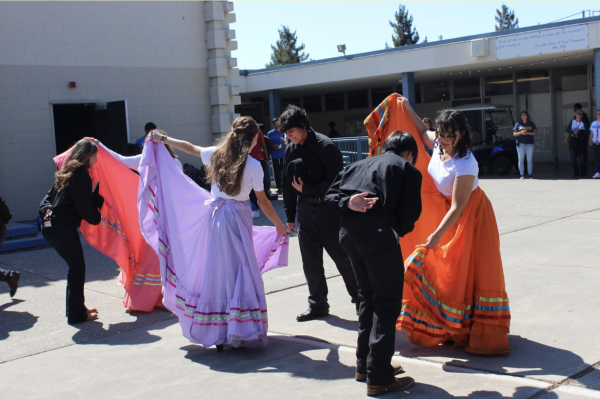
[52,101,129,155]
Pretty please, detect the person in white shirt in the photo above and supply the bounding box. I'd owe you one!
[396,95,510,356]
[589,110,600,179]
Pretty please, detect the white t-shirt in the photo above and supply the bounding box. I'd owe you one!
[200,146,264,201]
[428,145,479,196]
[590,120,600,144]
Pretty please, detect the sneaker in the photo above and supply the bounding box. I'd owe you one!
[519,176,525,180]
[252,210,260,219]
[528,175,533,179]
[593,173,600,179]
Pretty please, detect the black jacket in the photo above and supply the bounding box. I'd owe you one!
[0,195,12,224]
[282,129,344,223]
[39,168,103,227]
[325,152,422,237]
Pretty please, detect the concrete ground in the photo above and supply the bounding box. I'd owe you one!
[1,165,600,398]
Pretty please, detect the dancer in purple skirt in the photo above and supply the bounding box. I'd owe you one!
[145,116,287,350]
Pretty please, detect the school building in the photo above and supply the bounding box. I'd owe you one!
[0,3,599,222]
[235,16,600,167]
[0,1,240,221]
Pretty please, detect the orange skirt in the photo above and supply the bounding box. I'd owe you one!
[397,187,511,355]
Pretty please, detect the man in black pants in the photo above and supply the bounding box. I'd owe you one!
[325,131,422,396]
[280,105,359,321]
[0,194,20,297]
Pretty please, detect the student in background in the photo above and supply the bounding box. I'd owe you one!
[268,118,286,195]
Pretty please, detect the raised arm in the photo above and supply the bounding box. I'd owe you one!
[102,144,142,170]
[151,131,203,158]
[396,94,435,149]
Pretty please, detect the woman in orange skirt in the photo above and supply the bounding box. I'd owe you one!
[394,96,510,355]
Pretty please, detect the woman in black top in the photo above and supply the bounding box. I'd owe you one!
[40,139,104,324]
[566,109,590,178]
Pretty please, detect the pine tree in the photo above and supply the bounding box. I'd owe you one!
[265,25,310,68]
[389,4,420,47]
[385,42,390,49]
[495,4,519,31]
[438,35,444,41]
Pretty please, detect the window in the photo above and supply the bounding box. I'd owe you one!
[372,87,393,107]
[552,66,587,91]
[303,95,322,113]
[485,74,513,96]
[347,90,368,109]
[423,80,449,103]
[325,93,344,111]
[282,98,301,108]
[518,70,549,94]
[453,77,480,100]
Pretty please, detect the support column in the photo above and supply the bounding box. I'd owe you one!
[268,89,281,123]
[595,49,600,112]
[205,1,240,139]
[402,72,416,110]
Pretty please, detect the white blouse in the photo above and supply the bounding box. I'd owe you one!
[428,146,479,196]
[200,146,264,201]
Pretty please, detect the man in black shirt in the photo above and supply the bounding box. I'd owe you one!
[325,131,422,395]
[280,105,359,321]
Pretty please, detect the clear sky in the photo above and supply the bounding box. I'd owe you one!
[233,1,599,70]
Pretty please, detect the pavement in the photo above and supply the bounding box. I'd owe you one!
[1,165,600,398]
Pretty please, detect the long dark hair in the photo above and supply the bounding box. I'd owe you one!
[435,110,473,159]
[54,139,98,191]
[207,116,259,196]
[520,111,530,124]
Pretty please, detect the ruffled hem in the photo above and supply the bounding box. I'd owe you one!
[164,278,268,348]
[398,246,511,354]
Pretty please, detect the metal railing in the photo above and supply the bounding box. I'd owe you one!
[331,136,370,166]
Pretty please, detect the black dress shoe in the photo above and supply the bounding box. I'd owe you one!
[7,271,20,298]
[296,308,329,322]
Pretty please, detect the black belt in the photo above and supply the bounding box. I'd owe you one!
[298,196,325,204]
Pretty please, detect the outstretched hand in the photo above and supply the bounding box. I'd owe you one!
[348,193,379,213]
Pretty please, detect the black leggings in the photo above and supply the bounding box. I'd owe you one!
[42,224,89,324]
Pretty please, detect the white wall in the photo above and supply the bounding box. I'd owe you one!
[0,1,222,221]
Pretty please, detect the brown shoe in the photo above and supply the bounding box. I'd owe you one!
[367,376,415,396]
[356,365,404,382]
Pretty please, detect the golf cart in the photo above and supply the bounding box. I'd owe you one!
[437,104,518,175]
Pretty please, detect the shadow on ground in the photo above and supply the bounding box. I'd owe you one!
[392,384,557,399]
[397,333,587,382]
[70,309,177,346]
[0,239,121,291]
[0,299,39,340]
[181,335,355,381]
